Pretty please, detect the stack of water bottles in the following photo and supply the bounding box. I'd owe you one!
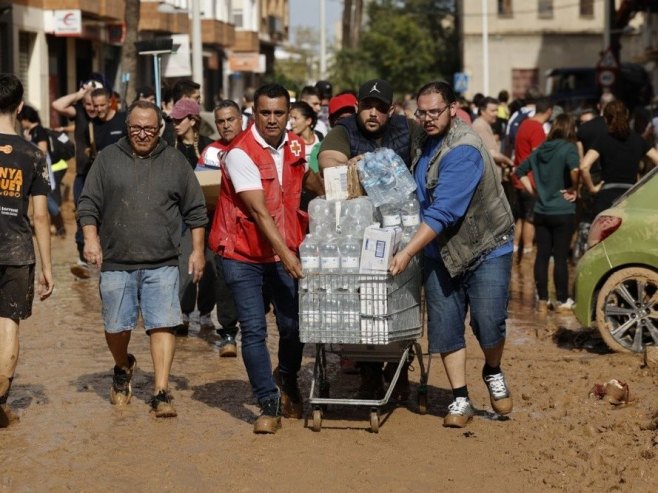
[357,148,417,207]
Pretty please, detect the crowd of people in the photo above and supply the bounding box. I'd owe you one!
[1,69,656,433]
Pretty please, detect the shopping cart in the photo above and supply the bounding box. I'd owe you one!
[299,256,429,432]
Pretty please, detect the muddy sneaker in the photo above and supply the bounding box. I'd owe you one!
[483,372,513,415]
[199,313,215,332]
[556,298,575,313]
[273,367,302,419]
[70,259,91,279]
[443,397,475,428]
[150,390,177,418]
[109,354,137,406]
[254,396,282,434]
[0,404,19,428]
[218,334,238,358]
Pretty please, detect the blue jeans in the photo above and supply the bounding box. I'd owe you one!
[222,258,303,404]
[424,253,512,354]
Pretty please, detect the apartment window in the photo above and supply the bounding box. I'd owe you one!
[234,9,243,28]
[498,0,512,17]
[580,0,594,17]
[538,0,553,18]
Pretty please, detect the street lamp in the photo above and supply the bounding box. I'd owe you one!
[135,37,175,107]
[157,1,203,97]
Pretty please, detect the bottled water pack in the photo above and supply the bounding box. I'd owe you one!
[357,148,417,207]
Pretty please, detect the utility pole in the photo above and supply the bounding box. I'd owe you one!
[191,0,203,98]
[482,0,489,95]
[320,0,326,80]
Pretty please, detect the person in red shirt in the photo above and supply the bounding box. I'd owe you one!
[512,97,553,257]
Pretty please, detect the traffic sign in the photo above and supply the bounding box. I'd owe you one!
[597,69,616,87]
[453,72,469,94]
[597,48,619,70]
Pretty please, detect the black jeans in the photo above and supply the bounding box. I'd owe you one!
[533,213,575,302]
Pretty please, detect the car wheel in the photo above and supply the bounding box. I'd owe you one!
[595,267,658,353]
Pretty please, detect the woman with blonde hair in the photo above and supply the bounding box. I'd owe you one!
[515,113,580,313]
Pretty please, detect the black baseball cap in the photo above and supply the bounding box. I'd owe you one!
[315,80,333,99]
[357,79,393,106]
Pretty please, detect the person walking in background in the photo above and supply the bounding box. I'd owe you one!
[195,99,243,357]
[51,77,103,277]
[78,100,207,418]
[389,80,515,429]
[17,105,67,237]
[299,86,328,137]
[168,98,215,335]
[0,73,54,428]
[515,114,580,314]
[471,96,514,182]
[511,97,554,258]
[208,84,323,434]
[580,100,658,216]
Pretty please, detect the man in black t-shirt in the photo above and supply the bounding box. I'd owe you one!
[0,73,54,428]
[87,88,127,155]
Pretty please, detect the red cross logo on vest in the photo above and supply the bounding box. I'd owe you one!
[289,139,302,157]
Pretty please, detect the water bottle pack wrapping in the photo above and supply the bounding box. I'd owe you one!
[357,148,417,207]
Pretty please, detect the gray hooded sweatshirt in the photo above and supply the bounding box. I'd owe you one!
[78,136,207,271]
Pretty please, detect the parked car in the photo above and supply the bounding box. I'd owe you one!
[573,166,658,353]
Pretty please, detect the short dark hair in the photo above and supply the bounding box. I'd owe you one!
[214,99,241,114]
[254,84,290,107]
[497,90,509,103]
[416,81,457,105]
[534,97,554,114]
[0,73,24,114]
[172,79,201,103]
[478,96,499,111]
[290,101,317,129]
[126,100,163,127]
[91,87,111,100]
[300,86,320,99]
[18,104,41,124]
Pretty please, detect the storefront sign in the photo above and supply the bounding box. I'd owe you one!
[53,10,82,37]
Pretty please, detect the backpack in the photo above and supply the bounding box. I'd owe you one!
[502,108,531,158]
[46,129,75,163]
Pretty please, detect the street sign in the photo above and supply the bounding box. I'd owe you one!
[597,69,616,87]
[597,48,619,70]
[453,72,469,94]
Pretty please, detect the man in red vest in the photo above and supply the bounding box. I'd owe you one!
[209,84,323,434]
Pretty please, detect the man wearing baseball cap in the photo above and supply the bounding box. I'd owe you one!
[328,93,358,127]
[318,78,423,399]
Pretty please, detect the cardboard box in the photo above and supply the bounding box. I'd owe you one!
[323,165,349,201]
[358,225,401,274]
[195,168,222,208]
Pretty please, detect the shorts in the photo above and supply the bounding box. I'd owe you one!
[99,266,182,333]
[423,254,511,354]
[513,188,536,222]
[0,264,35,320]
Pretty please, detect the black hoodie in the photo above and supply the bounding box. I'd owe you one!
[78,136,207,271]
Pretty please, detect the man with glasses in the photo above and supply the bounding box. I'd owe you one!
[389,80,515,428]
[318,79,423,400]
[78,101,207,418]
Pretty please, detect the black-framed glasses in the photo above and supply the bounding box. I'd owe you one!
[128,125,159,136]
[414,105,450,120]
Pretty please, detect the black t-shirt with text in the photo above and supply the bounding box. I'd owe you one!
[0,134,50,265]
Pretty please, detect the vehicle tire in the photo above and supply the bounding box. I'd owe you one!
[595,267,658,353]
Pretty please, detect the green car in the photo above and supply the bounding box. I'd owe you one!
[573,166,658,353]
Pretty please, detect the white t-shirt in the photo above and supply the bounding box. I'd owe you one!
[225,125,308,192]
[314,119,328,137]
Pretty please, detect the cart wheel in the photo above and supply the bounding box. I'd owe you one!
[369,410,379,433]
[312,409,323,432]
[417,392,428,415]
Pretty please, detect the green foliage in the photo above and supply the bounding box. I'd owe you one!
[330,0,458,96]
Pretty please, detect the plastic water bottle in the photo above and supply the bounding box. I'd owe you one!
[309,197,334,238]
[323,295,340,339]
[319,236,340,291]
[344,294,360,341]
[379,203,401,228]
[400,195,420,232]
[299,234,320,291]
[339,235,361,291]
[301,292,320,332]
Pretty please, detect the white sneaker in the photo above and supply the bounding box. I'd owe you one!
[556,298,575,312]
[483,372,513,414]
[443,397,474,428]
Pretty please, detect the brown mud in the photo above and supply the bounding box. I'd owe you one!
[1,201,657,492]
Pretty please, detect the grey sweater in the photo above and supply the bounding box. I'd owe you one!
[78,137,208,271]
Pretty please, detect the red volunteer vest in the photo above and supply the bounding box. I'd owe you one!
[208,128,308,263]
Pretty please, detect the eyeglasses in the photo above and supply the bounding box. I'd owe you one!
[414,105,450,120]
[128,125,159,136]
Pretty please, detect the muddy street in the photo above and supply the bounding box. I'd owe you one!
[1,205,657,493]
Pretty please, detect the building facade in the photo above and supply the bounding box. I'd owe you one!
[459,0,657,101]
[0,0,289,125]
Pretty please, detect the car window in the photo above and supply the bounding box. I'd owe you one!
[613,166,657,205]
